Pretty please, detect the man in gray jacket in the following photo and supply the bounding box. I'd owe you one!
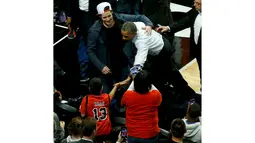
[182,102,201,143]
[87,2,153,93]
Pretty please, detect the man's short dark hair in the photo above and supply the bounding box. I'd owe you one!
[82,118,97,137]
[89,77,102,95]
[121,22,137,34]
[171,118,186,138]
[54,91,60,102]
[188,102,201,120]
[134,70,151,94]
[67,116,83,136]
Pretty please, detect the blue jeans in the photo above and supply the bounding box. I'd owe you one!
[128,134,159,143]
[78,36,89,79]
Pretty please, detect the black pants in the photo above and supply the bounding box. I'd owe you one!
[145,36,195,99]
[70,10,94,45]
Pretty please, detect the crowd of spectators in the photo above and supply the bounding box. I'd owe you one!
[54,0,202,142]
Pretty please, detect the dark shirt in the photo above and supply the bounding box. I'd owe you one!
[101,20,129,77]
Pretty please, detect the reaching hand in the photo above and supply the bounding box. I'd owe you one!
[101,66,112,75]
[114,76,131,87]
[114,83,121,88]
[156,26,170,33]
[142,26,152,35]
[60,121,65,129]
[66,17,71,26]
[117,132,124,143]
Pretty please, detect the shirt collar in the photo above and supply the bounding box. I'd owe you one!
[81,137,93,142]
[132,35,137,43]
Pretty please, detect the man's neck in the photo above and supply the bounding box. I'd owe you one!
[187,117,199,123]
[172,136,182,143]
[103,20,115,28]
[71,135,81,140]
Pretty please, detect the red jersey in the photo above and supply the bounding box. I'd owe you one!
[80,93,112,136]
[121,85,162,139]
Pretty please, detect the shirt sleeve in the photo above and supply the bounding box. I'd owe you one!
[127,81,135,91]
[104,94,111,107]
[151,84,158,91]
[133,39,149,67]
[153,90,162,106]
[79,96,87,115]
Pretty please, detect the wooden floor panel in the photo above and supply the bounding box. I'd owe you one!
[180,59,201,93]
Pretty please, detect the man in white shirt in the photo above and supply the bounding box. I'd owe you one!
[118,21,196,102]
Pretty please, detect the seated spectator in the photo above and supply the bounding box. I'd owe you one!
[79,77,121,143]
[121,70,162,143]
[182,102,201,143]
[75,118,97,143]
[54,91,78,118]
[168,118,187,143]
[61,117,83,143]
[54,112,65,143]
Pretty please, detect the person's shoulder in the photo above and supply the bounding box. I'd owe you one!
[101,93,110,100]
[150,89,161,95]
[133,22,146,31]
[123,90,136,98]
[89,20,102,31]
[187,7,199,17]
[125,90,137,95]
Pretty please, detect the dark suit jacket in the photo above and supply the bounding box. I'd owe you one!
[170,8,201,57]
[141,0,173,26]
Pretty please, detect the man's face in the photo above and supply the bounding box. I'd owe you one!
[194,0,201,12]
[101,11,114,28]
[121,30,136,41]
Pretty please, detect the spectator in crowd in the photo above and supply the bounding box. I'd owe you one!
[115,0,140,14]
[118,21,196,101]
[87,2,153,94]
[54,112,65,143]
[66,0,102,40]
[141,0,173,27]
[79,77,121,143]
[61,117,83,143]
[121,70,162,143]
[54,91,63,113]
[75,118,97,143]
[182,102,201,143]
[157,0,202,87]
[168,118,187,143]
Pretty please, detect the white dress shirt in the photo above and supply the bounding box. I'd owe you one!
[79,0,89,12]
[132,22,164,67]
[128,81,158,91]
[194,13,202,45]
